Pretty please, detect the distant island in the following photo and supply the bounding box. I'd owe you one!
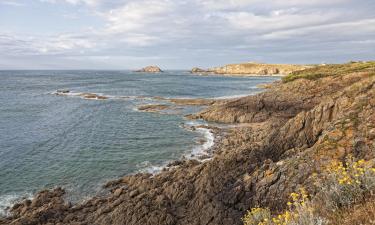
[135,66,163,73]
[191,62,308,76]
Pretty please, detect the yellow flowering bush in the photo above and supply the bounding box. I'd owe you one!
[243,157,375,225]
[317,156,375,209]
[243,188,324,225]
[242,207,271,225]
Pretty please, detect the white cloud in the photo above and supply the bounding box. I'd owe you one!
[220,10,341,33]
[198,0,350,10]
[39,0,101,6]
[103,0,176,33]
[0,0,26,6]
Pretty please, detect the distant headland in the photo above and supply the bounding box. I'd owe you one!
[191,62,309,76]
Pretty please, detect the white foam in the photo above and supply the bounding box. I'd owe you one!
[0,193,33,217]
[137,120,216,175]
[136,161,165,174]
[190,127,215,157]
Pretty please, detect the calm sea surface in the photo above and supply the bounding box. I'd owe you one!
[0,70,279,214]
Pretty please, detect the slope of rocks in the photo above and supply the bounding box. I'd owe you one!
[1,62,375,225]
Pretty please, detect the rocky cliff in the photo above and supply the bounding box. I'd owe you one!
[1,62,375,225]
[192,62,308,75]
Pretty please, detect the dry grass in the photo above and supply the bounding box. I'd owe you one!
[282,61,375,83]
[326,198,375,225]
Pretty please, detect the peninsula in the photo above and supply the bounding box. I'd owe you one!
[191,62,309,76]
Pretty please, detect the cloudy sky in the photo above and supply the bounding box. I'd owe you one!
[0,0,374,69]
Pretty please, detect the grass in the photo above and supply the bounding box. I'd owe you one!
[282,61,375,83]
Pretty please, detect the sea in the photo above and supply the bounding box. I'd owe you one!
[0,70,279,215]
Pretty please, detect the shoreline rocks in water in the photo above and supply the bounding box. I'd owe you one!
[135,66,163,73]
[191,62,309,76]
[55,90,108,100]
[137,104,172,113]
[2,62,375,225]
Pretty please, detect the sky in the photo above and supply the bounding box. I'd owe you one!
[0,0,374,69]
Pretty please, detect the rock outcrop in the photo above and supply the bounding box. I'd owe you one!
[206,62,308,75]
[135,66,163,73]
[2,62,375,225]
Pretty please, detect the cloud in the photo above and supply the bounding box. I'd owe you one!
[0,0,374,68]
[0,0,26,6]
[104,0,174,33]
[0,33,96,56]
[39,0,101,6]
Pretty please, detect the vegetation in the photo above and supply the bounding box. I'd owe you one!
[243,156,375,225]
[282,61,375,83]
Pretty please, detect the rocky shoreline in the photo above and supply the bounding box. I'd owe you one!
[2,62,375,225]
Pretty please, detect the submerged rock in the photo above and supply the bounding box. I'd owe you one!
[137,104,171,112]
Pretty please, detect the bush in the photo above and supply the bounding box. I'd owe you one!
[316,156,375,210]
[243,188,325,225]
[243,156,375,225]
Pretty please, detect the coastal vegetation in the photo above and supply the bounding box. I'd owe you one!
[282,61,375,83]
[243,156,375,225]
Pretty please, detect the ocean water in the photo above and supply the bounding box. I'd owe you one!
[0,70,279,214]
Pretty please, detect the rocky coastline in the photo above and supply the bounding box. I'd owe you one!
[2,61,375,225]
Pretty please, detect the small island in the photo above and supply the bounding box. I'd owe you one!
[135,66,163,73]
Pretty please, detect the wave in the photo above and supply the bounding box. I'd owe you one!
[179,121,216,158]
[0,193,33,217]
[191,126,214,157]
[136,120,216,175]
[136,161,165,174]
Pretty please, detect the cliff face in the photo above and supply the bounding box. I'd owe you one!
[206,62,308,75]
[2,62,375,225]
